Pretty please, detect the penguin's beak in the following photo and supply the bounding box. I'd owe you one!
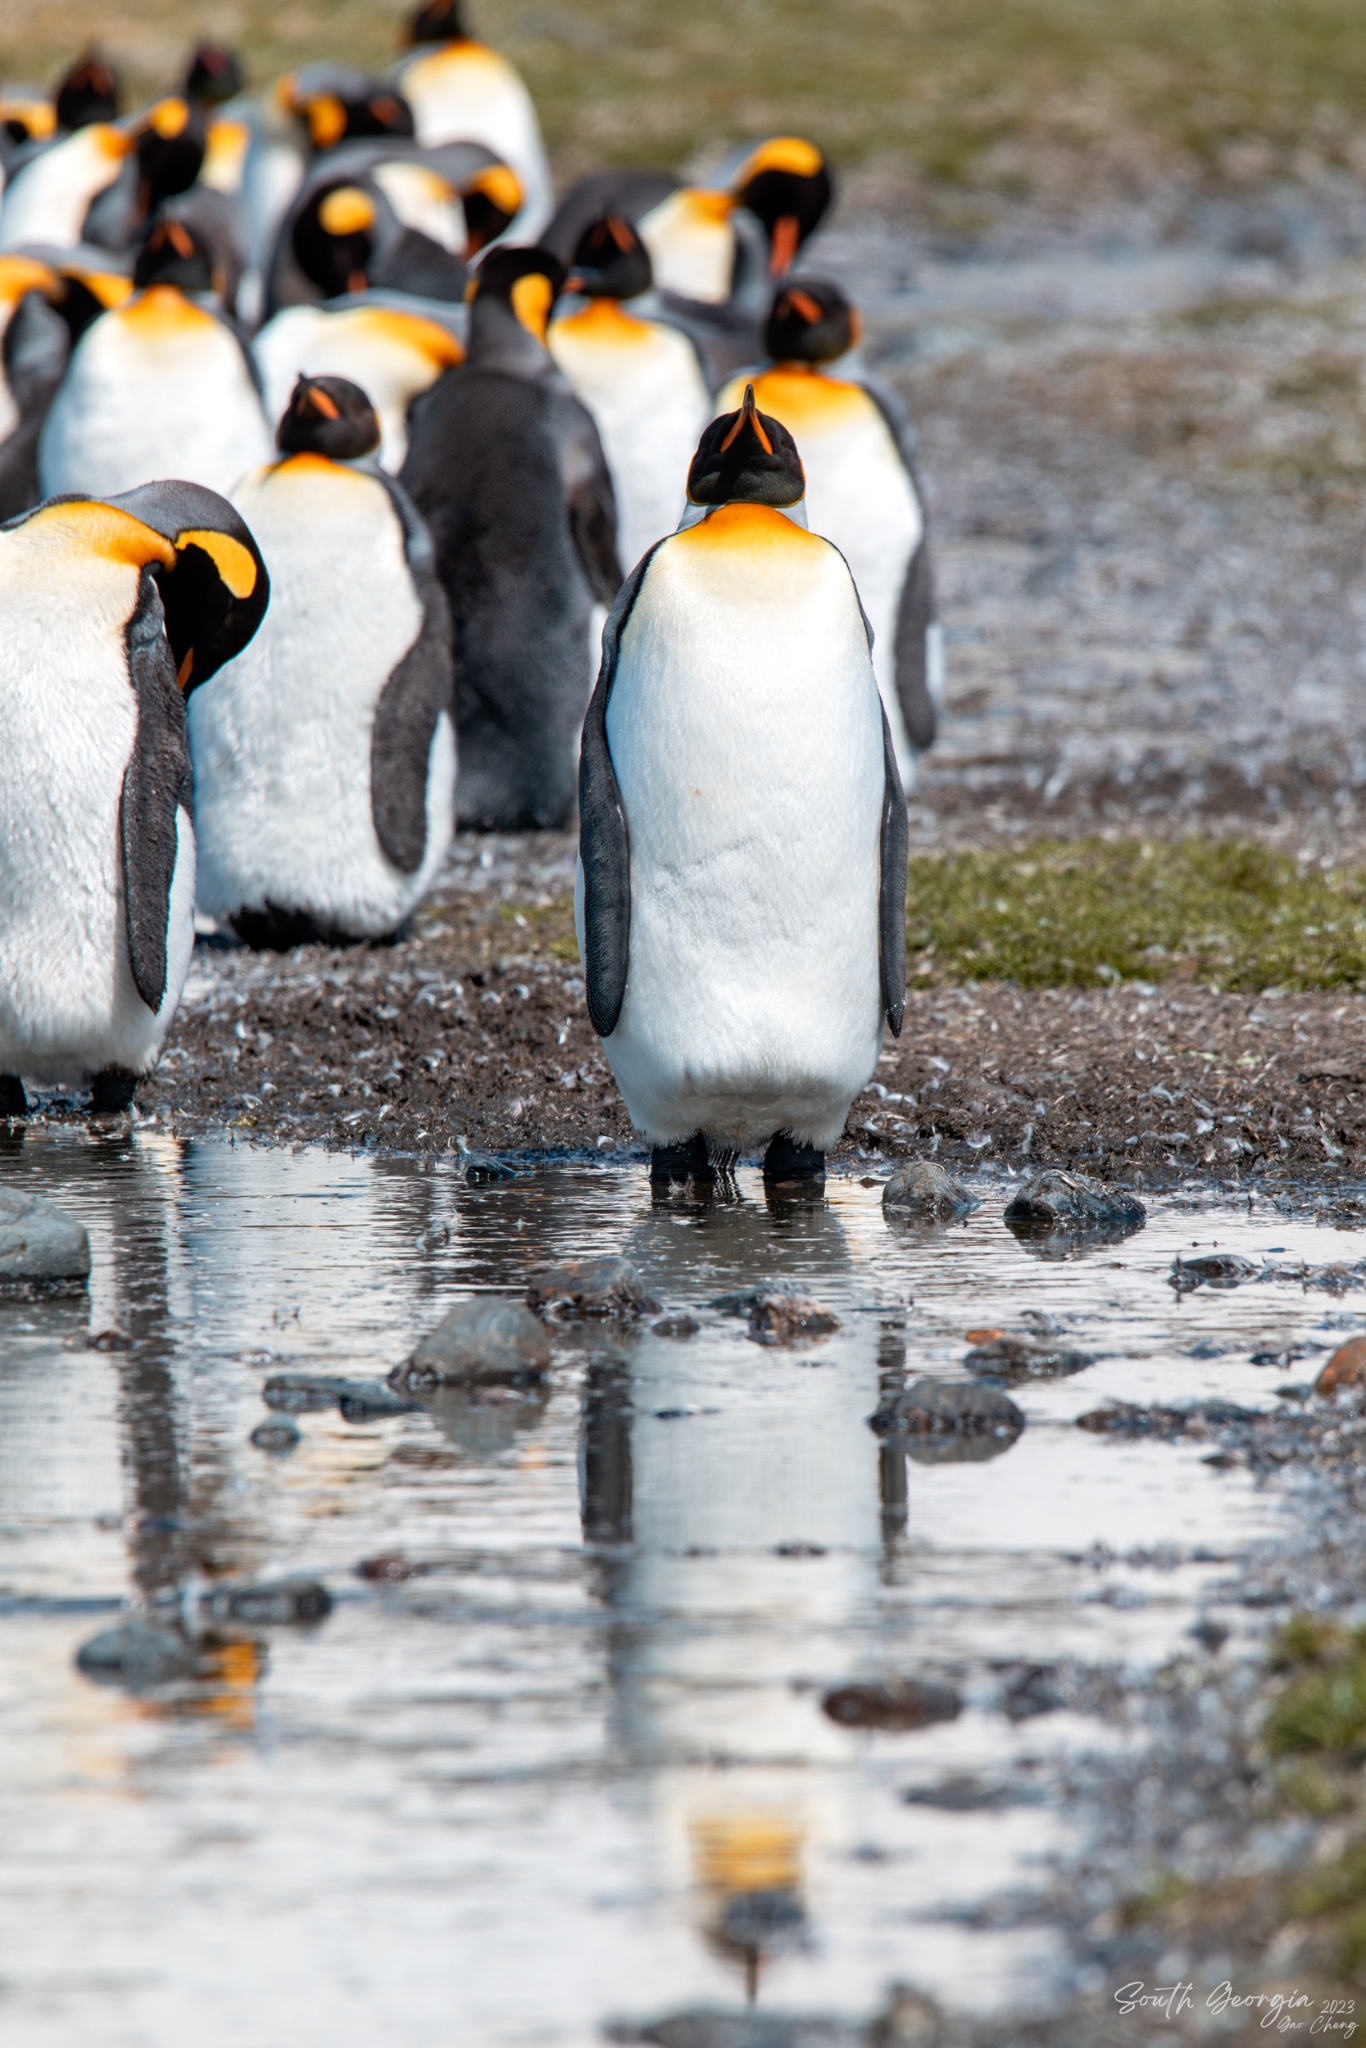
[769,214,800,276]
[720,383,773,457]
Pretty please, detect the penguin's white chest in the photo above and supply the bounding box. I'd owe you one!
[38,291,274,500]
[190,458,453,938]
[0,126,123,253]
[252,305,459,471]
[550,307,710,571]
[592,507,886,1150]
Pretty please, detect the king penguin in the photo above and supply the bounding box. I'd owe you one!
[190,374,456,947]
[253,295,463,469]
[392,1,552,240]
[549,215,711,569]
[400,244,621,829]
[577,385,907,1187]
[37,215,274,500]
[0,480,268,1118]
[718,277,942,786]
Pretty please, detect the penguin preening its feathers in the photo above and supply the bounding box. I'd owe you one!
[577,385,906,1172]
[400,242,622,828]
[0,481,268,1110]
[720,275,943,780]
[191,371,455,946]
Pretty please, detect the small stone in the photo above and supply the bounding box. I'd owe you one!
[871,1376,1025,1446]
[1076,1399,1257,1438]
[0,1187,90,1291]
[823,1678,962,1731]
[336,1381,418,1421]
[964,1335,1090,1379]
[249,1419,300,1453]
[1170,1252,1258,1293]
[461,1151,521,1184]
[747,1292,839,1344]
[200,1576,331,1626]
[262,1374,350,1413]
[525,1256,660,1320]
[774,1541,826,1557]
[395,1296,551,1389]
[76,1619,196,1689]
[652,1313,700,1339]
[1001,1663,1064,1719]
[64,1328,133,1352]
[1004,1170,1146,1231]
[355,1555,429,1582]
[1316,1336,1366,1395]
[882,1159,978,1219]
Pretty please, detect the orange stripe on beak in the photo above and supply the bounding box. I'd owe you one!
[720,383,772,455]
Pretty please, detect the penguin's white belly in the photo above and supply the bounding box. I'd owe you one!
[591,520,885,1151]
[550,317,709,571]
[252,305,454,472]
[0,128,119,253]
[190,463,453,937]
[0,566,194,1082]
[38,305,274,501]
[397,47,552,238]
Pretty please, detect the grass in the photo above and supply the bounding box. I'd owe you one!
[906,837,1366,991]
[16,0,1366,190]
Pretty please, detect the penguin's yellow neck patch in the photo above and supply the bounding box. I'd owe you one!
[340,305,465,368]
[175,530,258,598]
[674,502,816,554]
[0,255,58,310]
[121,285,217,336]
[721,367,870,435]
[20,501,178,573]
[554,298,651,348]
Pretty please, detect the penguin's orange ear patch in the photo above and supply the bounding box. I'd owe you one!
[173,529,258,598]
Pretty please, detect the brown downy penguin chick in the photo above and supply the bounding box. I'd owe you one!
[718,276,941,786]
[190,373,456,948]
[401,244,621,828]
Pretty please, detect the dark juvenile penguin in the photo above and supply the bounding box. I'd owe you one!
[0,480,268,1117]
[718,277,942,784]
[38,216,273,499]
[577,386,907,1187]
[190,374,456,947]
[549,214,711,569]
[401,244,621,828]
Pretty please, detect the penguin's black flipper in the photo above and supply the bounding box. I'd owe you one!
[863,373,939,753]
[0,289,69,521]
[878,702,909,1038]
[120,570,193,1016]
[579,547,659,1036]
[558,401,623,604]
[370,477,454,874]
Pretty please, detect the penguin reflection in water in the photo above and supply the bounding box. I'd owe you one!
[191,375,456,946]
[0,482,268,1118]
[577,387,907,1187]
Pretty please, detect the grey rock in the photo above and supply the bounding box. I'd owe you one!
[747,1292,839,1345]
[76,1619,196,1689]
[823,1678,962,1730]
[882,1159,978,1219]
[1170,1251,1258,1292]
[871,1376,1025,1447]
[631,2016,862,2048]
[250,1418,300,1452]
[1076,1399,1258,1439]
[1003,1170,1146,1231]
[964,1334,1090,1379]
[526,1255,660,1320]
[652,1312,700,1338]
[395,1296,551,1389]
[261,1373,416,1415]
[0,1185,90,1290]
[336,1381,418,1421]
[200,1576,331,1625]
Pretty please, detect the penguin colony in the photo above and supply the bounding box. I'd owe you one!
[0,2,942,1182]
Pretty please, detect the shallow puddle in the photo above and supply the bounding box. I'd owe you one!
[0,1131,1361,2043]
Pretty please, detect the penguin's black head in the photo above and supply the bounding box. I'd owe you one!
[293,180,379,298]
[54,52,119,133]
[468,244,565,342]
[408,1,468,46]
[686,384,804,509]
[277,373,380,460]
[460,161,523,256]
[184,43,244,109]
[292,75,415,154]
[566,215,651,301]
[732,137,832,278]
[133,215,214,295]
[132,97,206,215]
[764,277,859,366]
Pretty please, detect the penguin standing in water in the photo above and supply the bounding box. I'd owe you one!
[577,386,907,1187]
[718,278,942,785]
[37,215,274,499]
[0,481,268,1118]
[549,215,711,568]
[401,245,621,829]
[191,375,456,947]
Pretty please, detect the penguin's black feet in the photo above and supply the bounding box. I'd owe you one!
[90,1067,137,1115]
[763,1133,826,1184]
[650,1133,713,1188]
[0,1074,28,1119]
